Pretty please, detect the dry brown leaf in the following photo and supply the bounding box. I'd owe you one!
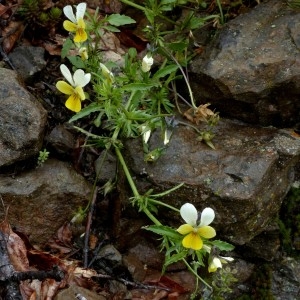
[2,21,25,53]
[0,221,30,272]
[184,103,215,125]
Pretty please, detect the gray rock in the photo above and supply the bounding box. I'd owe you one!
[0,159,92,245]
[47,124,75,155]
[8,46,46,82]
[271,257,300,300]
[124,118,300,245]
[189,0,300,127]
[0,68,47,167]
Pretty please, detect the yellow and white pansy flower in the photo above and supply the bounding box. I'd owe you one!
[56,64,91,112]
[63,2,87,43]
[177,203,216,250]
[208,255,234,273]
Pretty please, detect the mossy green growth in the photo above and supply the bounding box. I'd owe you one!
[18,0,62,28]
[278,186,300,256]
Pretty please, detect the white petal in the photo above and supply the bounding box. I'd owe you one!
[220,256,234,262]
[212,257,222,268]
[199,207,215,227]
[76,2,86,20]
[180,203,198,226]
[60,64,74,86]
[82,73,91,87]
[73,69,85,86]
[63,5,76,23]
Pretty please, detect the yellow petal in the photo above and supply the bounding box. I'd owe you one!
[182,232,203,250]
[198,226,216,239]
[65,94,81,112]
[77,18,86,29]
[63,20,77,32]
[177,224,194,235]
[56,81,74,95]
[74,28,87,43]
[74,86,85,100]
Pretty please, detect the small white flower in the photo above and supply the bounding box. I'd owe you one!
[100,63,114,81]
[163,129,172,145]
[142,54,154,72]
[141,125,151,144]
[208,256,234,273]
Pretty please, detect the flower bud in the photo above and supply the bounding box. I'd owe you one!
[142,54,153,72]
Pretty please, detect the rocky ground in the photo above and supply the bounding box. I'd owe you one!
[0,0,300,299]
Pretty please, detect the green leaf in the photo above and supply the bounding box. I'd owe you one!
[211,240,235,251]
[189,16,205,30]
[128,47,137,58]
[144,8,154,24]
[153,64,178,80]
[102,25,120,32]
[144,225,182,240]
[122,83,158,91]
[69,103,103,122]
[164,250,188,268]
[67,56,85,69]
[61,38,73,59]
[167,42,188,52]
[107,14,136,26]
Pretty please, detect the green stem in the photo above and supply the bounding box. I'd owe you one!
[148,199,180,213]
[119,0,146,11]
[177,120,201,134]
[114,147,162,226]
[144,207,162,226]
[182,258,212,290]
[216,0,224,24]
[162,47,197,109]
[115,146,139,198]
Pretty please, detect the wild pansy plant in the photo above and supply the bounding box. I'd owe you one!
[57,2,233,298]
[145,203,234,297]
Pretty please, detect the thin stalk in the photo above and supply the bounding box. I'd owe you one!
[119,0,145,11]
[148,199,180,213]
[182,258,212,290]
[162,47,197,109]
[216,0,224,24]
[114,147,162,226]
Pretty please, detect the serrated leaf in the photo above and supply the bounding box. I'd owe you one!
[69,103,103,122]
[153,64,178,80]
[211,240,235,251]
[144,225,182,240]
[107,14,136,26]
